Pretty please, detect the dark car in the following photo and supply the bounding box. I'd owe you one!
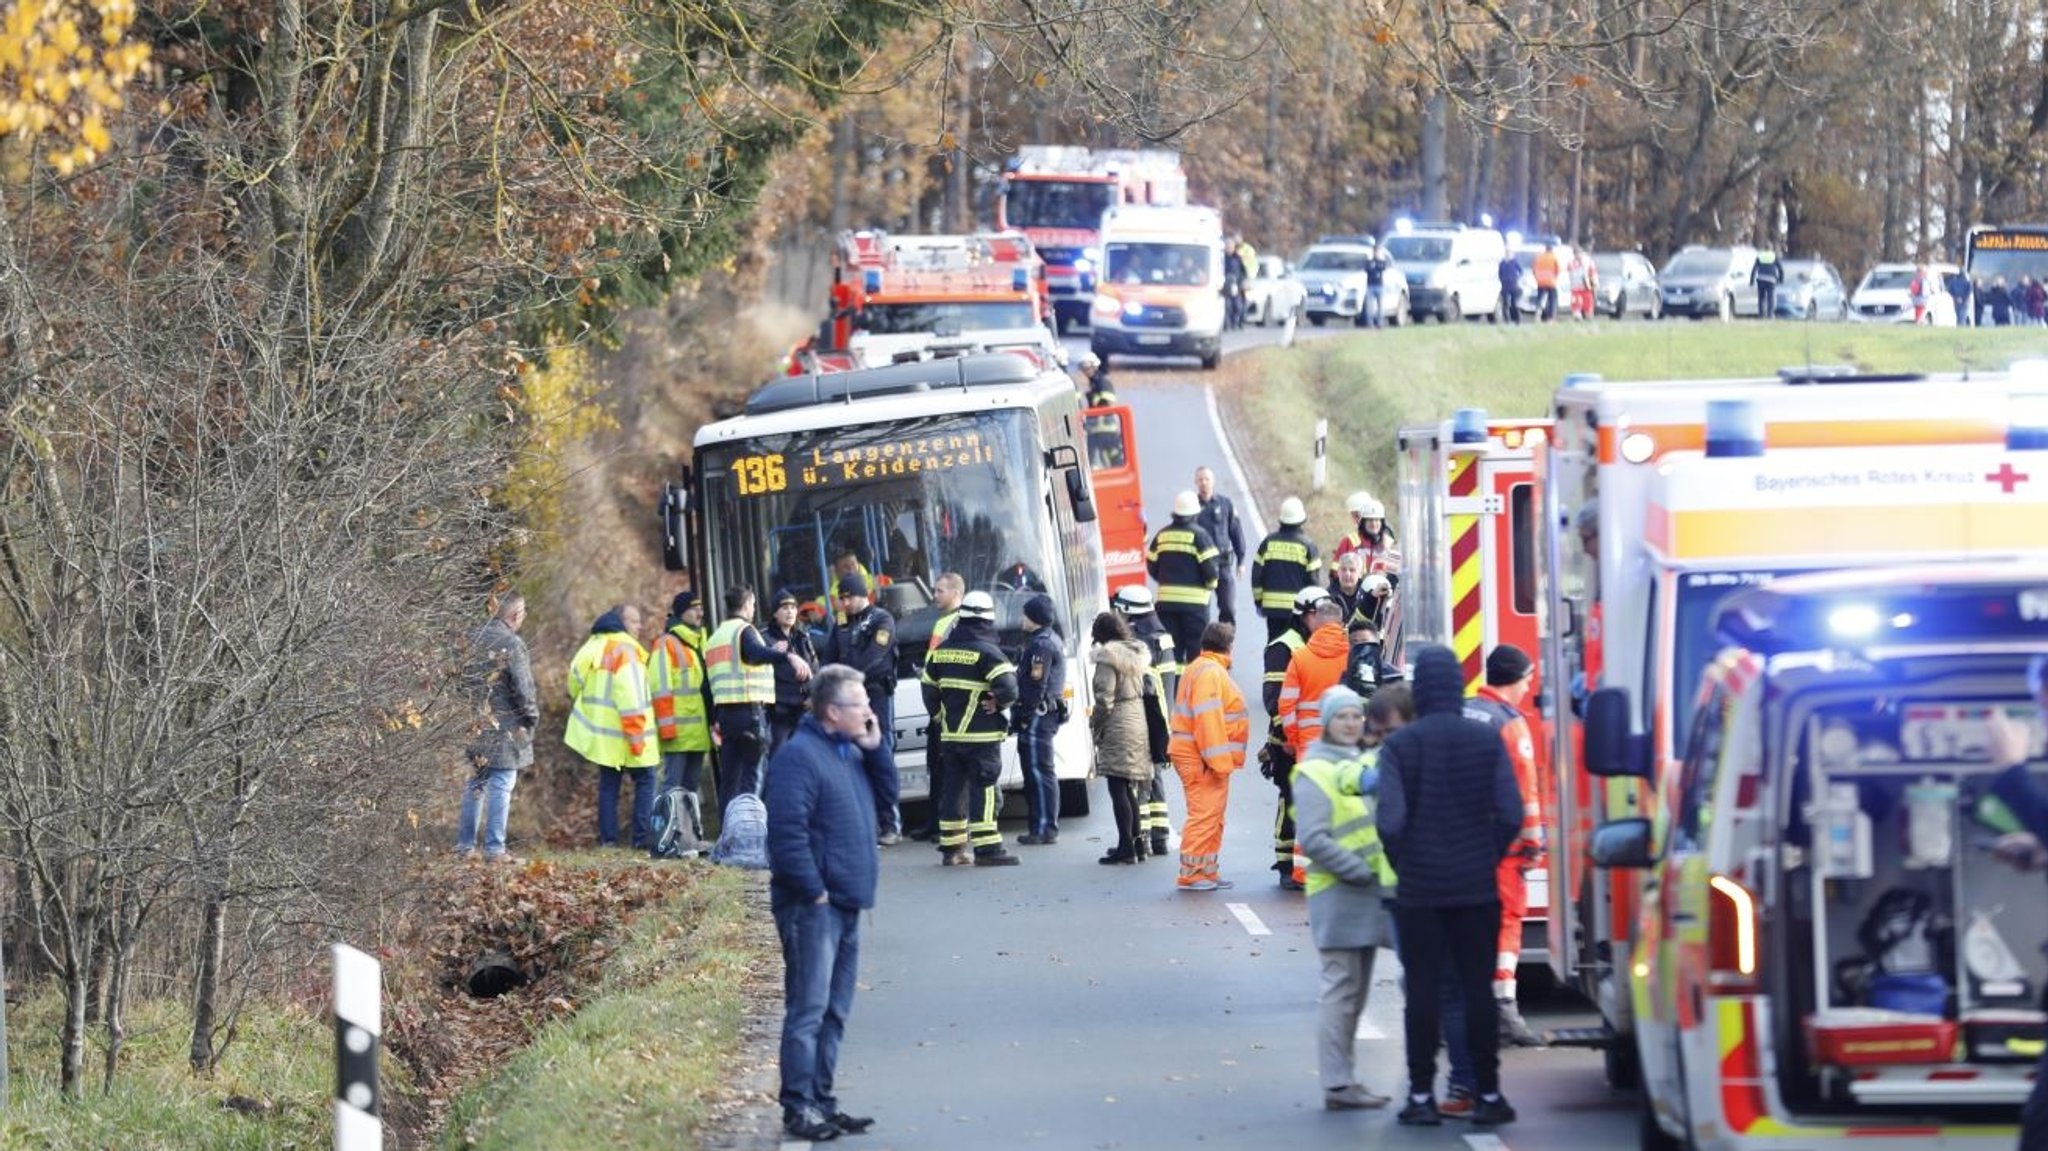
[1591,251,1661,319]
[1774,258,1849,320]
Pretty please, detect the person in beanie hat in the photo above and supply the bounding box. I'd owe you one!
[763,588,820,756]
[821,571,902,844]
[1462,643,1547,1049]
[1012,594,1068,844]
[648,591,714,854]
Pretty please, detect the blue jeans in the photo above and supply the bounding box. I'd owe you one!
[1364,289,1384,327]
[1017,715,1060,837]
[773,899,861,1118]
[1387,907,1476,1094]
[597,767,655,848]
[456,768,518,857]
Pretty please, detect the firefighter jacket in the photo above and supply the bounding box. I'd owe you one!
[1168,651,1248,775]
[920,618,1018,745]
[1278,624,1352,758]
[1296,743,1396,949]
[824,603,897,703]
[1146,515,1220,608]
[1326,578,1380,636]
[1464,687,1545,857]
[762,620,818,711]
[1251,526,1322,614]
[649,622,712,754]
[565,615,659,769]
[705,618,777,707]
[1014,627,1067,723]
[1262,626,1308,751]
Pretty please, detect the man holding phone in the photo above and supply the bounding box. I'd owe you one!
[1985,654,2048,1151]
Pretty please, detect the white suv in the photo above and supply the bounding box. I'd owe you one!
[1295,237,1408,327]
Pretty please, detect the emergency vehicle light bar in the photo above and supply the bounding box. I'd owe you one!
[1714,570,2048,655]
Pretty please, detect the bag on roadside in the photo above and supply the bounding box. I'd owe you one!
[649,788,703,860]
[710,792,769,870]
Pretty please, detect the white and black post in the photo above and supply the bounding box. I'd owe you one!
[1311,419,1328,492]
[333,943,382,1150]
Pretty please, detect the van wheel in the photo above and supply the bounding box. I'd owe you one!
[1307,313,1327,328]
[1058,777,1092,817]
[1440,293,1460,323]
[1199,351,1221,370]
[1604,1038,1642,1091]
[1612,295,1627,320]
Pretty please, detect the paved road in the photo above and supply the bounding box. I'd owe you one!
[806,330,1642,1151]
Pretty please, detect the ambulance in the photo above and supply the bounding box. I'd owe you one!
[1587,560,2048,1150]
[997,145,1188,333]
[1396,408,1555,966]
[1089,204,1227,370]
[1536,369,2048,1118]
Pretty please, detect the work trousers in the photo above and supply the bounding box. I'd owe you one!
[769,704,805,757]
[1173,762,1230,887]
[773,899,861,1121]
[1494,856,1532,999]
[869,692,901,836]
[1156,606,1209,677]
[1141,770,1172,845]
[1213,567,1238,626]
[1394,902,1503,1098]
[1017,714,1060,838]
[714,704,767,810]
[935,743,1001,853]
[1318,946,1380,1090]
[1269,746,1298,875]
[1756,282,1777,317]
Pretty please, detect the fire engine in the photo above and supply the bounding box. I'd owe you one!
[788,229,1059,375]
[1536,369,2048,1112]
[1588,558,2048,1149]
[996,146,1187,333]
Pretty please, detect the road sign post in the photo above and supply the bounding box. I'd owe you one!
[1311,419,1328,492]
[333,943,382,1150]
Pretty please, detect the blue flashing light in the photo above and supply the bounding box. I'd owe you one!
[1450,407,1490,444]
[1562,372,1604,389]
[1394,217,1414,235]
[1013,267,1029,291]
[1704,399,1765,458]
[862,268,882,294]
[2009,389,2048,450]
[1479,212,1495,229]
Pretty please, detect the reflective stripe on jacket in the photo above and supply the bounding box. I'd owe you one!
[705,618,774,706]
[1251,528,1321,612]
[1465,688,1545,848]
[649,623,711,753]
[1277,625,1351,757]
[1168,652,1248,773]
[1146,520,1220,606]
[565,631,659,768]
[921,624,1019,744]
[1295,751,1396,893]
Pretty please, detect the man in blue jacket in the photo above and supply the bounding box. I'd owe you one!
[765,664,884,1144]
[1985,654,2048,1151]
[1375,644,1525,1129]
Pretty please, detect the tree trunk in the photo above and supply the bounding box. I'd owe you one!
[61,959,87,1097]
[1420,88,1448,220]
[1508,128,1531,233]
[189,890,227,1074]
[101,938,131,1093]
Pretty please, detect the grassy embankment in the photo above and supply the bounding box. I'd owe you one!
[1215,319,2048,544]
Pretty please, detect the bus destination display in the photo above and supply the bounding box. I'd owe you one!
[730,431,999,496]
[1971,230,2048,252]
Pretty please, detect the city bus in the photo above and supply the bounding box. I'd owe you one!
[660,353,1108,812]
[1962,223,2048,292]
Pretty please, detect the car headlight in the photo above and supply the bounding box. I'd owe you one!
[1073,257,1093,274]
[1124,299,1145,317]
[1083,246,1101,264]
[1092,295,1121,318]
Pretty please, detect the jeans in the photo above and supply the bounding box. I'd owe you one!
[869,693,901,836]
[597,766,655,849]
[773,899,861,1120]
[1395,902,1502,1098]
[661,749,705,795]
[1017,715,1060,837]
[715,705,767,808]
[1364,289,1384,328]
[456,768,518,857]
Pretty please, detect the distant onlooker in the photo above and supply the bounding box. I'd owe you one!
[1947,269,1973,326]
[458,594,538,862]
[1751,250,1784,318]
[1991,276,2015,326]
[1495,251,1523,325]
[1530,244,1560,321]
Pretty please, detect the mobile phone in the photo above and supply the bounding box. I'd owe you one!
[865,717,878,733]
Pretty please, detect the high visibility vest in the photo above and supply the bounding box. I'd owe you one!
[1295,751,1396,892]
[927,609,959,654]
[1252,528,1320,612]
[1168,653,1248,772]
[565,632,659,768]
[704,618,774,706]
[1263,629,1306,747]
[649,623,711,753]
[1147,523,1219,606]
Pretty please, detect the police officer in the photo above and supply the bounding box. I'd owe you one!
[1148,490,1220,671]
[1264,585,1333,890]
[1194,466,1247,626]
[1112,585,1178,858]
[706,584,812,810]
[1252,496,1322,643]
[921,591,1021,867]
[1012,595,1068,846]
[1751,249,1783,318]
[823,571,903,844]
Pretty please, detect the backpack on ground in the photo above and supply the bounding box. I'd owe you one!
[649,787,705,860]
[710,792,769,869]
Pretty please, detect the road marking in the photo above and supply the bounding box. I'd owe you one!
[1203,385,1268,540]
[1354,1018,1385,1040]
[1463,1135,1511,1150]
[1224,902,1270,936]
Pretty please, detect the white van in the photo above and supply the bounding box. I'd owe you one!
[1089,204,1227,369]
[1381,222,1507,323]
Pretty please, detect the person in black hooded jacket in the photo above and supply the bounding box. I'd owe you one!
[1374,644,1525,1129]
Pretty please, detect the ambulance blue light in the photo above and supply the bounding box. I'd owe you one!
[2008,386,2048,450]
[1562,372,1604,389]
[1013,267,1029,291]
[1827,604,1879,638]
[862,268,882,294]
[1704,399,1765,458]
[1394,217,1414,235]
[1451,408,1489,444]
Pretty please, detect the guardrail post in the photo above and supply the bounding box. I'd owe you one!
[333,943,382,1150]
[1311,419,1328,492]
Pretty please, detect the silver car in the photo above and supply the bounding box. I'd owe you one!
[1774,259,1849,320]
[1591,251,1661,319]
[1243,254,1307,326]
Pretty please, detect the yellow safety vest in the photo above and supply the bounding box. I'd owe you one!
[704,618,774,706]
[649,623,711,753]
[1294,750,1395,893]
[565,632,660,768]
[927,610,959,654]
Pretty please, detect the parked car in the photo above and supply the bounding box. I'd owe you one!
[1849,262,1959,326]
[1590,251,1661,319]
[1243,254,1307,326]
[1294,237,1408,327]
[1658,244,1759,319]
[1774,258,1849,320]
[1383,222,1504,323]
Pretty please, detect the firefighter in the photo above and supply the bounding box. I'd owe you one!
[1168,621,1249,891]
[1262,585,1332,890]
[1147,490,1220,673]
[706,585,812,813]
[1077,351,1117,407]
[1462,644,1547,1048]
[1333,491,1402,578]
[920,591,1021,867]
[822,571,903,845]
[911,571,967,843]
[1277,600,1355,882]
[1252,496,1322,643]
[1112,584,1178,859]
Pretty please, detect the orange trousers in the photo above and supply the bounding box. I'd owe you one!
[1174,764,1231,887]
[1493,856,1531,997]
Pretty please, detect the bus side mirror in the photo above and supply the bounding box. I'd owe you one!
[1584,686,1651,779]
[1065,468,1098,523]
[1590,817,1657,869]
[659,483,689,572]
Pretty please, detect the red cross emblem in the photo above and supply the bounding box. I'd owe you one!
[1987,462,2032,494]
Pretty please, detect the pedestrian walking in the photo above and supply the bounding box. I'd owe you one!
[1194,466,1248,627]
[1012,594,1068,846]
[567,603,660,849]
[1375,644,1526,1128]
[1147,489,1220,667]
[765,663,884,1144]
[1983,656,2048,1151]
[1112,585,1178,858]
[1251,497,1322,644]
[821,572,901,843]
[1089,611,1156,864]
[921,591,1021,866]
[1363,245,1392,328]
[707,585,812,814]
[1263,586,1333,889]
[457,593,538,862]
[763,590,820,756]
[1531,243,1560,321]
[1461,644,1549,1048]
[649,591,714,854]
[1751,250,1783,319]
[1168,622,1249,891]
[1297,684,1398,1111]
[1496,251,1523,324]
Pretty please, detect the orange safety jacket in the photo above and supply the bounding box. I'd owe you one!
[1471,684,1544,856]
[1168,652,1249,774]
[1276,624,1352,758]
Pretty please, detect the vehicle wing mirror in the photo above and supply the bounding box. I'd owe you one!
[1590,817,1657,869]
[659,482,690,572]
[1065,467,1098,523]
[1583,686,1652,778]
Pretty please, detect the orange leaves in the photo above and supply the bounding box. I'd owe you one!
[0,0,151,176]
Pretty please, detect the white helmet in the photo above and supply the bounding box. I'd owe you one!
[1278,497,1308,526]
[1172,490,1201,518]
[1353,496,1385,520]
[959,590,997,620]
[1344,490,1374,518]
[1111,585,1156,615]
[1080,351,1101,370]
[1363,572,1393,596]
[1293,585,1333,613]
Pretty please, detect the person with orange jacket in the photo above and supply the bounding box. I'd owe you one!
[1168,622,1249,892]
[1276,598,1354,886]
[1530,243,1561,321]
[1462,644,1547,1048]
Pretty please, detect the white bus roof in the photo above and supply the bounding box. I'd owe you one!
[695,355,1076,447]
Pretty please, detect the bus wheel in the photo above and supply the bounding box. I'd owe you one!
[1058,777,1093,817]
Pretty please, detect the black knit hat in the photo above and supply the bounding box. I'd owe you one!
[670,591,698,617]
[1485,643,1534,687]
[1023,594,1056,627]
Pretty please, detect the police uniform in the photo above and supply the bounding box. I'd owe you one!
[1196,491,1247,626]
[921,596,1020,865]
[1147,505,1220,670]
[1252,523,1322,642]
[705,613,780,808]
[826,584,901,836]
[1012,600,1067,844]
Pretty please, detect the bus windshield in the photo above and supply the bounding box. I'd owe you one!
[1004,179,1116,231]
[696,409,1058,668]
[859,301,1038,335]
[1966,227,2048,286]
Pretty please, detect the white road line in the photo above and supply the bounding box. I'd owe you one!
[1224,901,1271,936]
[1354,1019,1385,1040]
[1463,1134,1512,1150]
[1203,385,1268,541]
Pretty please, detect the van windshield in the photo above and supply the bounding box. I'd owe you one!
[1383,236,1452,264]
[1673,569,1808,726]
[1663,251,1732,278]
[1105,242,1211,286]
[1861,268,1917,290]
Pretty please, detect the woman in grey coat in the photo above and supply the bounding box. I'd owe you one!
[458,594,539,860]
[1089,611,1155,864]
[1295,683,1399,1110]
